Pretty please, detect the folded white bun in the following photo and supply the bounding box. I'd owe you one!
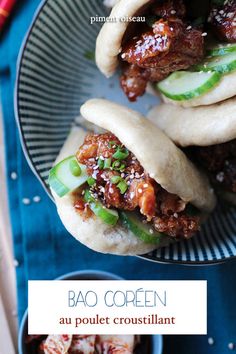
[161,71,236,107]
[52,99,215,255]
[148,97,236,147]
[96,0,150,77]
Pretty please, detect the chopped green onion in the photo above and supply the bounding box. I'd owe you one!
[112,160,126,171]
[69,159,82,177]
[111,176,122,184]
[98,158,104,169]
[87,177,96,186]
[117,180,128,194]
[119,163,126,171]
[113,148,129,160]
[110,175,128,194]
[84,189,95,203]
[108,141,118,148]
[104,158,111,169]
[112,160,121,169]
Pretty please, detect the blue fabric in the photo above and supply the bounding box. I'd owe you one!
[1,1,236,353]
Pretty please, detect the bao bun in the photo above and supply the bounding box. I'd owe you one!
[52,99,216,255]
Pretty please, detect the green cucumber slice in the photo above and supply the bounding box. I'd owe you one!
[84,190,119,226]
[120,211,166,245]
[157,71,221,101]
[196,52,236,74]
[49,156,88,197]
[207,43,236,57]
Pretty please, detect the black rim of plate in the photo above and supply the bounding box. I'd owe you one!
[14,0,236,266]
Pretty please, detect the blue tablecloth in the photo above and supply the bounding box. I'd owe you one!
[1,1,236,353]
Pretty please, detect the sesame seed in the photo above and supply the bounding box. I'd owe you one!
[22,198,31,205]
[228,343,235,350]
[33,196,41,203]
[149,229,154,234]
[92,171,98,179]
[11,172,18,180]
[186,25,192,30]
[216,171,224,182]
[13,259,19,267]
[143,184,149,188]
[170,10,176,14]
[138,188,143,194]
[130,192,135,199]
[208,338,214,345]
[202,32,208,37]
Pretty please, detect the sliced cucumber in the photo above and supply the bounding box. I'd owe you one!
[49,156,88,197]
[207,43,236,57]
[196,51,236,74]
[120,211,166,245]
[157,71,221,101]
[84,190,119,226]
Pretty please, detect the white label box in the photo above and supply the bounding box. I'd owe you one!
[28,280,207,335]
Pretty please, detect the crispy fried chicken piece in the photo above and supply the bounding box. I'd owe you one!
[120,17,204,101]
[76,133,200,238]
[154,214,200,238]
[208,0,236,42]
[120,64,150,102]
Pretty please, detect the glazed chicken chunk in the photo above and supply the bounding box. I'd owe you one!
[76,132,200,238]
[120,0,204,101]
